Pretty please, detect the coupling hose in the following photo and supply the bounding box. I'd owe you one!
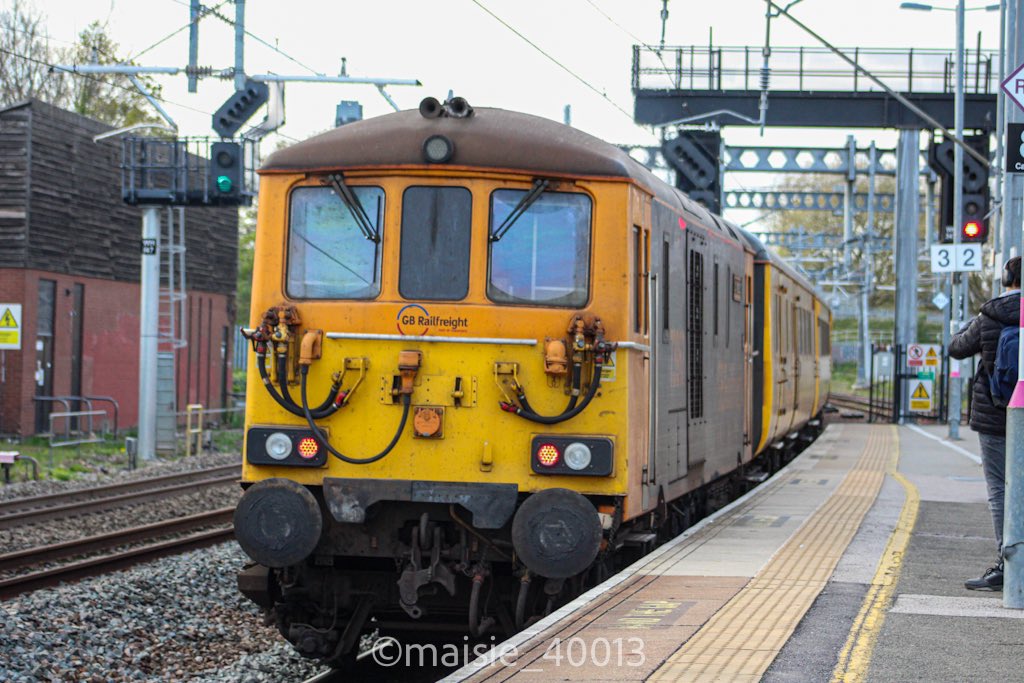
[300,366,410,465]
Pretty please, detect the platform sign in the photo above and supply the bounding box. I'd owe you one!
[1002,62,1024,115]
[907,343,926,367]
[1007,123,1024,173]
[0,304,21,350]
[909,379,934,413]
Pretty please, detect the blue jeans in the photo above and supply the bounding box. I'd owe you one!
[977,432,1006,554]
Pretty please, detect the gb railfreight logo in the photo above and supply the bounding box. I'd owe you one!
[396,304,469,336]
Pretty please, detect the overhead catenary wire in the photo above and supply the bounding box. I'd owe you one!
[201,3,325,77]
[130,1,231,62]
[2,46,215,119]
[4,44,304,144]
[466,0,635,123]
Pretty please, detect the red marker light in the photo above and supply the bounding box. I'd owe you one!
[536,443,561,467]
[297,437,319,459]
[963,221,982,239]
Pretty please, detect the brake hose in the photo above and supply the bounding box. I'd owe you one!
[256,350,342,419]
[276,353,344,418]
[300,365,410,465]
[516,361,583,416]
[502,361,604,425]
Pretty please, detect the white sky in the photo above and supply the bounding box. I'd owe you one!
[27,0,1005,222]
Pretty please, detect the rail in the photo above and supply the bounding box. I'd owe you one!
[632,45,997,95]
[0,463,239,529]
[0,509,234,598]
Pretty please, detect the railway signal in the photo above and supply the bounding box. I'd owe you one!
[960,192,988,243]
[208,141,243,204]
[211,79,270,138]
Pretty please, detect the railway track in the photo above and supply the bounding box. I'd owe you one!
[828,392,871,413]
[0,463,239,529]
[0,507,235,598]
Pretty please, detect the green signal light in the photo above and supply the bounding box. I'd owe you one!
[216,175,233,193]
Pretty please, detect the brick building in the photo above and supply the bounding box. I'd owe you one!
[0,100,238,436]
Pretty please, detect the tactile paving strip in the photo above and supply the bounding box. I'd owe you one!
[649,425,895,683]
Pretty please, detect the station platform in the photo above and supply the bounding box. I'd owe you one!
[441,422,1024,682]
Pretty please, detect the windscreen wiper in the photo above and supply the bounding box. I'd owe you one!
[490,178,550,242]
[326,173,379,242]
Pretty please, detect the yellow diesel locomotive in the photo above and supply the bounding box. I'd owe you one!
[234,97,831,662]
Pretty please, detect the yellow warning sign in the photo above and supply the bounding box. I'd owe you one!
[910,379,934,412]
[925,346,939,367]
[0,304,21,350]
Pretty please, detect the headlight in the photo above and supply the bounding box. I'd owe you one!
[265,432,292,460]
[564,442,592,471]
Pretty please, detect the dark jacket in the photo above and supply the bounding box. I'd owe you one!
[949,290,1020,435]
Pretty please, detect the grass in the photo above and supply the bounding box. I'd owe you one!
[830,361,868,397]
[1,427,243,485]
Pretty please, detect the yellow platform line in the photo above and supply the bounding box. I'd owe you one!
[831,442,920,682]
[649,426,896,682]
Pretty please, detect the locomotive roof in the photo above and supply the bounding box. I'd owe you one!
[264,107,650,180]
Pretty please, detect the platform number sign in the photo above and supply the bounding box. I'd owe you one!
[930,244,981,273]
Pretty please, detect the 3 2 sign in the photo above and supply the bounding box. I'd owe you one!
[930,243,982,273]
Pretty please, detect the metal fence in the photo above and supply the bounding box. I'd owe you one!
[632,45,998,94]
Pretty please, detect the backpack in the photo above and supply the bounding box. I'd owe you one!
[989,325,1019,407]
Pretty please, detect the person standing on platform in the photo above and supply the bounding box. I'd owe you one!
[949,256,1022,591]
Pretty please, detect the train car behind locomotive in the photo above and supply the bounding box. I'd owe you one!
[233,98,830,663]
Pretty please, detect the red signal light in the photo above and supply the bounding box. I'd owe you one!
[963,221,982,239]
[297,437,320,459]
[536,443,561,467]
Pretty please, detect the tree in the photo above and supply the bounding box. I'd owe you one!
[0,2,163,128]
[0,0,68,105]
[236,203,256,326]
[763,172,900,309]
[56,21,164,127]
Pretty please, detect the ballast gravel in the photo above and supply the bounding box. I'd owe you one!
[0,542,330,682]
[0,453,333,680]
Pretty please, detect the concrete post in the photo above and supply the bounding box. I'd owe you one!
[138,207,160,461]
[895,130,921,425]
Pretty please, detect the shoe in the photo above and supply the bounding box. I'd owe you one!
[965,564,1003,591]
